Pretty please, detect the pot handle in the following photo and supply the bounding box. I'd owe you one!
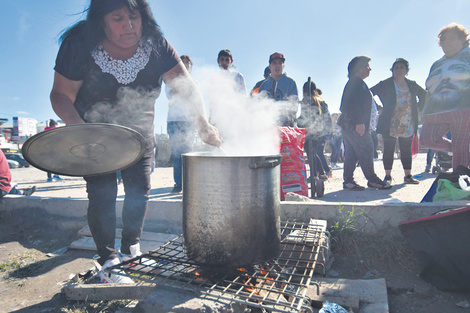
[249,155,282,169]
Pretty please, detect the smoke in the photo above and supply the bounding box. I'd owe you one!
[193,66,283,156]
[84,86,159,141]
[83,67,288,157]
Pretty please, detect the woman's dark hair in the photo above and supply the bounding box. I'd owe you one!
[392,58,409,71]
[302,80,323,114]
[60,0,162,52]
[302,81,317,95]
[347,56,371,78]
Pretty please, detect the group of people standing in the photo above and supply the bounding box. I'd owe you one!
[339,23,470,191]
[44,0,469,285]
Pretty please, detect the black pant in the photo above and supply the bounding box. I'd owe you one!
[85,151,152,265]
[342,130,380,183]
[382,135,413,171]
[305,137,325,176]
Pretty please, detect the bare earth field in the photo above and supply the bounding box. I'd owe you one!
[1,152,469,312]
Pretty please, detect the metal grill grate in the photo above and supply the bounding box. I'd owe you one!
[107,219,328,313]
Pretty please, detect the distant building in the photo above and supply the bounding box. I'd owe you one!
[12,117,38,140]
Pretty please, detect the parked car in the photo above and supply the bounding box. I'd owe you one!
[7,159,19,169]
[4,153,29,168]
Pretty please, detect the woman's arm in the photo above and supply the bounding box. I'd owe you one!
[413,81,427,111]
[163,61,221,146]
[50,72,84,125]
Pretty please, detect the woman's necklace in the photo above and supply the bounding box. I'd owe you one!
[92,39,152,85]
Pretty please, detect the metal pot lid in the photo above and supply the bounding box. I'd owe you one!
[22,123,146,177]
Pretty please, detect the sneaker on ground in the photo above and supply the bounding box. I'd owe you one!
[53,175,64,180]
[318,174,328,181]
[383,175,392,184]
[343,181,365,191]
[99,258,134,284]
[171,185,182,193]
[367,180,392,190]
[23,186,36,196]
[46,177,54,182]
[425,165,431,173]
[119,243,157,273]
[404,175,419,184]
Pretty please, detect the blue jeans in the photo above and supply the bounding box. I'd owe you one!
[329,136,342,164]
[167,121,195,187]
[426,149,435,166]
[342,130,380,183]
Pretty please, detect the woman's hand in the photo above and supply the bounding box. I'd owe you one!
[355,124,366,136]
[197,119,222,147]
[163,61,222,146]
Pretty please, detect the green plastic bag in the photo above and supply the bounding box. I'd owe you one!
[433,179,470,202]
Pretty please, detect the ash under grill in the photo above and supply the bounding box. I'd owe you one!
[107,219,329,313]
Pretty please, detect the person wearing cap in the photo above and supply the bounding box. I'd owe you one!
[259,52,299,127]
[339,56,392,191]
[216,49,246,94]
[250,66,271,96]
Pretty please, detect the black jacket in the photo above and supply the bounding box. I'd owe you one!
[370,77,426,136]
[339,76,372,129]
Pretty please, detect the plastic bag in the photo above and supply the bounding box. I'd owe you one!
[459,175,470,191]
[433,179,470,202]
[278,127,308,200]
[319,301,349,313]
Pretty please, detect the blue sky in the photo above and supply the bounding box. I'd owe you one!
[1,0,469,133]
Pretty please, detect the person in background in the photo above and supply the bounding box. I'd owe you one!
[371,58,426,185]
[425,149,435,172]
[298,80,332,180]
[259,52,299,127]
[339,56,392,191]
[166,55,195,193]
[50,0,221,284]
[44,119,64,182]
[0,150,36,198]
[420,23,470,170]
[216,49,246,94]
[209,49,247,129]
[250,66,270,96]
[329,113,343,168]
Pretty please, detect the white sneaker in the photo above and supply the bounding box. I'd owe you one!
[99,258,134,284]
[118,243,157,273]
[119,243,142,262]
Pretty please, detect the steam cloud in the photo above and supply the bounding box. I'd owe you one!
[192,66,290,156]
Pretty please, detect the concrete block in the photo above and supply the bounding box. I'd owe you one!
[308,278,389,313]
[133,286,249,313]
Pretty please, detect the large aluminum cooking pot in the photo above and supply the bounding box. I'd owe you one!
[182,152,282,267]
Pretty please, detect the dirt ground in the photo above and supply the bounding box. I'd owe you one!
[1,154,470,312]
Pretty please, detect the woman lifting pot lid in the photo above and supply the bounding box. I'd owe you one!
[50,0,221,284]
